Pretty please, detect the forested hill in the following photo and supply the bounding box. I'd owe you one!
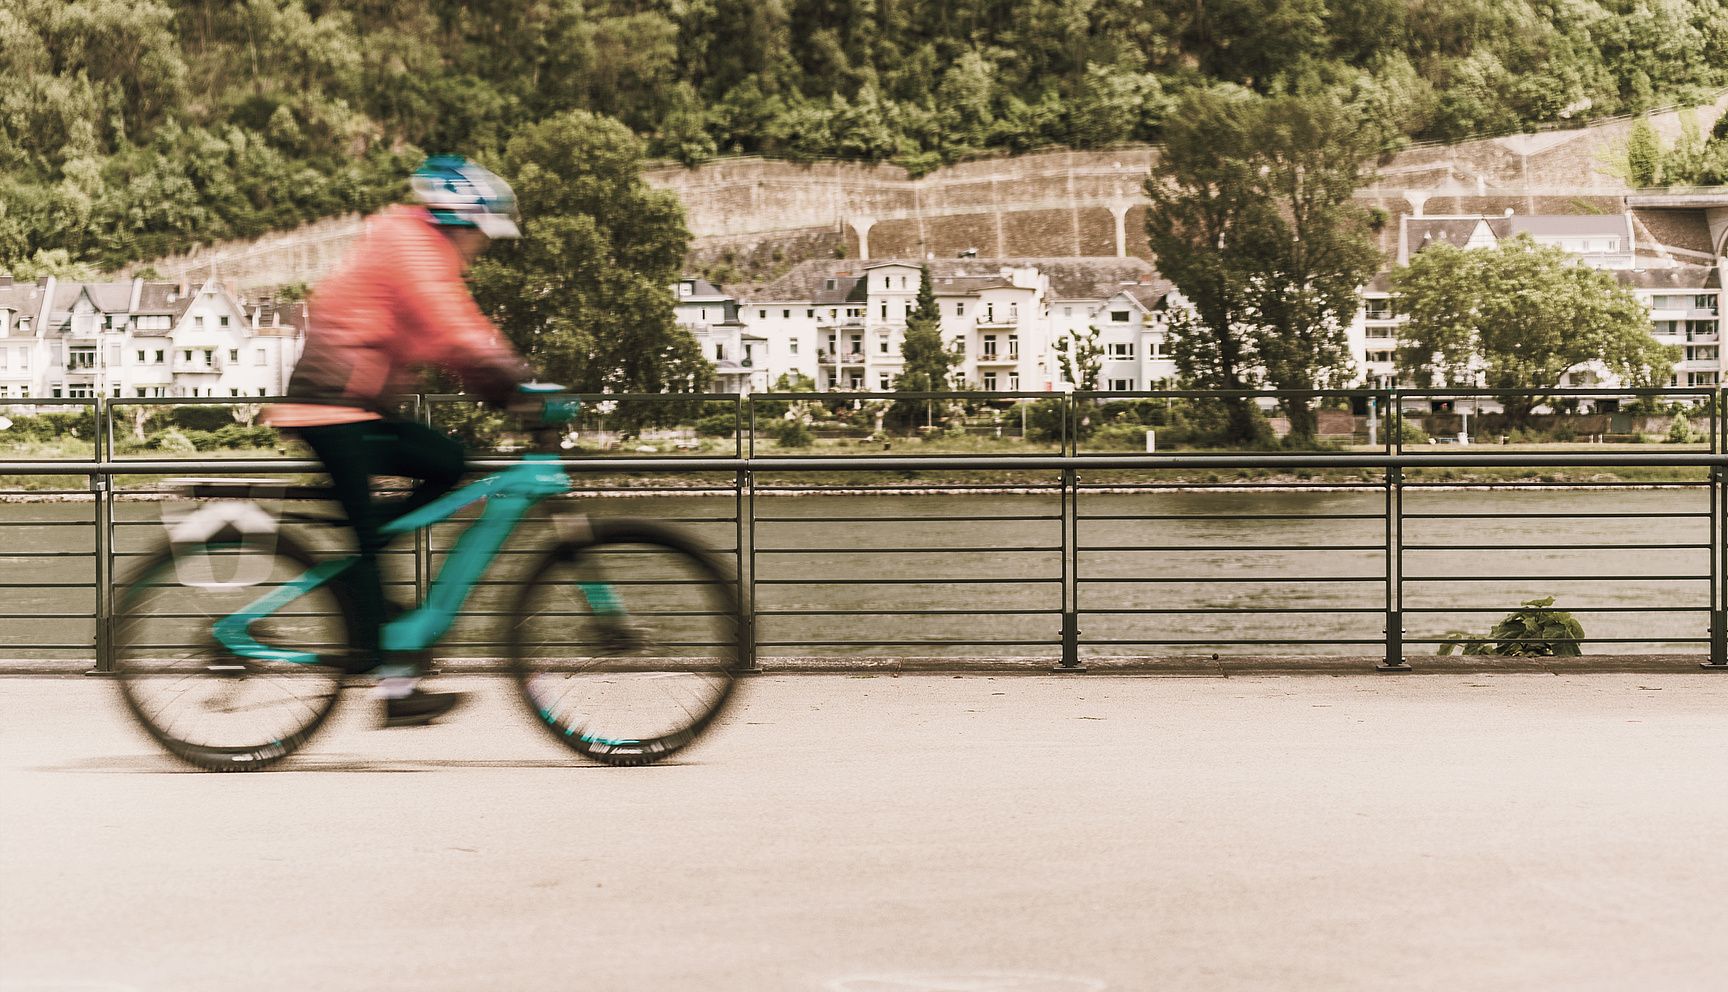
[6,0,1728,278]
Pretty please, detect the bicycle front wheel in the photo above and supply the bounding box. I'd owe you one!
[508,517,741,765]
[112,533,351,771]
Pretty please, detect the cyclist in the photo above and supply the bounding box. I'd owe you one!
[265,156,535,726]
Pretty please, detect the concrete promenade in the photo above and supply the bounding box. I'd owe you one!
[1,673,1723,992]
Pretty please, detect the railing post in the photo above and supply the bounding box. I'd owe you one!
[88,395,114,674]
[1712,455,1727,670]
[1053,463,1085,672]
[1380,453,1410,672]
[734,446,761,673]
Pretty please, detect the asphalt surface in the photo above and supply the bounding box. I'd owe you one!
[1,673,1723,992]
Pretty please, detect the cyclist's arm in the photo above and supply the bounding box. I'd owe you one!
[391,224,535,403]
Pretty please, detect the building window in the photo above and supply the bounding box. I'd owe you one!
[155,350,164,364]
[884,276,891,289]
[783,309,791,319]
[905,304,912,318]
[1063,307,1072,317]
[879,335,889,353]
[258,388,267,396]
[1008,373,1019,390]
[1367,351,1394,363]
[1107,343,1134,360]
[230,388,240,396]
[1696,295,1719,314]
[229,349,238,362]
[983,334,997,357]
[1365,299,1393,320]
[881,304,888,320]
[194,316,204,328]
[136,350,146,363]
[204,349,214,366]
[1689,372,1719,386]
[182,350,192,362]
[1111,310,1131,323]
[715,344,725,360]
[68,347,95,370]
[849,373,863,389]
[879,374,890,390]
[807,309,815,318]
[1108,379,1134,391]
[759,309,767,319]
[0,386,7,397]
[825,280,836,290]
[1008,335,1019,359]
[849,334,862,354]
[983,372,997,390]
[790,339,799,355]
[1149,340,1163,357]
[952,338,965,355]
[1686,320,1718,340]
[219,316,229,327]
[136,388,146,397]
[956,302,964,317]
[1687,346,1719,362]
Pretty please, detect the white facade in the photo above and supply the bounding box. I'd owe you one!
[0,275,302,404]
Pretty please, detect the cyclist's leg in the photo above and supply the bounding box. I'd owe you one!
[371,421,466,520]
[297,422,391,667]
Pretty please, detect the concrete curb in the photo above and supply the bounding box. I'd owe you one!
[8,654,1723,677]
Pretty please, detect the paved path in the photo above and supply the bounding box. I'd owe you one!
[1,673,1723,992]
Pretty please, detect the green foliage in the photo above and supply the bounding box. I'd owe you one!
[1053,327,1104,391]
[468,111,712,398]
[1392,237,1677,423]
[1625,119,1663,187]
[8,0,1728,274]
[169,405,235,432]
[1392,414,1429,445]
[1438,597,1586,657]
[1667,414,1697,443]
[766,417,814,447]
[695,412,739,438]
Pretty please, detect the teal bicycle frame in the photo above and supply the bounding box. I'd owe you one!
[210,453,591,667]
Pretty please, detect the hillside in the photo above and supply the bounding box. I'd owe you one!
[7,0,1728,279]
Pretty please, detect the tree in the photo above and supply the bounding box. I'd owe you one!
[469,111,713,411]
[1625,118,1663,188]
[1052,326,1104,390]
[1146,88,1380,442]
[1236,93,1384,441]
[1392,236,1678,424]
[894,265,957,390]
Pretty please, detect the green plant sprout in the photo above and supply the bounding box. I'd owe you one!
[1437,596,1585,656]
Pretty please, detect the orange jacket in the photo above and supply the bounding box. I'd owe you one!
[266,205,532,427]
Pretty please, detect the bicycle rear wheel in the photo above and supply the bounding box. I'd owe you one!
[112,533,351,771]
[508,516,740,765]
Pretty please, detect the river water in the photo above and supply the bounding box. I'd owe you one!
[0,487,1711,660]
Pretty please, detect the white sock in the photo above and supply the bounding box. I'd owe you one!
[371,676,420,700]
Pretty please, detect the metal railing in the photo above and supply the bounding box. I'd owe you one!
[3,389,1728,673]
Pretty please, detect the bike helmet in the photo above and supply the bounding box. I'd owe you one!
[410,155,521,238]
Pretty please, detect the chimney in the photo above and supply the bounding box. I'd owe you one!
[224,278,239,298]
[37,275,49,287]
[129,277,144,312]
[178,275,189,296]
[272,310,280,327]
[0,273,10,287]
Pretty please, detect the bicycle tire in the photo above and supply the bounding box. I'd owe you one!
[112,531,352,771]
[507,516,741,765]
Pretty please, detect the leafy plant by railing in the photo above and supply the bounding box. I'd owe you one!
[1437,597,1585,656]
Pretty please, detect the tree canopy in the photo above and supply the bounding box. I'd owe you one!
[7,0,1728,275]
[467,111,711,397]
[1392,236,1679,419]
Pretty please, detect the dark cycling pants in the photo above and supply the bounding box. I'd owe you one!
[297,420,466,664]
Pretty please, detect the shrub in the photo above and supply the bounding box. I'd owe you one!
[1667,415,1696,443]
[1394,416,1429,445]
[695,412,739,437]
[170,406,235,432]
[147,428,197,454]
[1438,597,1585,656]
[768,418,814,447]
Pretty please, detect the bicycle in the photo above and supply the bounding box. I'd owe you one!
[111,390,742,771]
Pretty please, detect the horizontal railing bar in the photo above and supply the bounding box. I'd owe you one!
[1404,544,1711,551]
[753,578,1062,585]
[1402,606,1712,613]
[1077,545,1386,552]
[755,609,1063,616]
[1402,637,1709,644]
[1077,576,1384,583]
[754,515,1062,522]
[754,547,1060,555]
[1404,512,1711,519]
[1081,514,1388,521]
[1078,639,1392,645]
[1404,574,1709,582]
[1077,608,1389,614]
[755,640,1064,646]
[13,451,1728,475]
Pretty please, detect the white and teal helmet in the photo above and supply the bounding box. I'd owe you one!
[410,155,521,238]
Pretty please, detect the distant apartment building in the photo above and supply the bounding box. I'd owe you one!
[0,274,303,403]
[678,258,1175,395]
[1353,212,1722,391]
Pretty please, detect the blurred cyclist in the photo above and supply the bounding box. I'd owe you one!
[265,156,534,726]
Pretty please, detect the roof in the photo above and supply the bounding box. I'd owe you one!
[133,282,196,318]
[676,277,730,300]
[1612,266,1722,290]
[1505,215,1631,238]
[749,257,1166,304]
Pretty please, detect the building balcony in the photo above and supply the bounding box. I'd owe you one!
[976,353,1020,364]
[816,350,868,365]
[975,313,1020,327]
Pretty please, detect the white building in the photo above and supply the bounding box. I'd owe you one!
[701,258,1172,395]
[1353,213,1722,391]
[0,274,303,403]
